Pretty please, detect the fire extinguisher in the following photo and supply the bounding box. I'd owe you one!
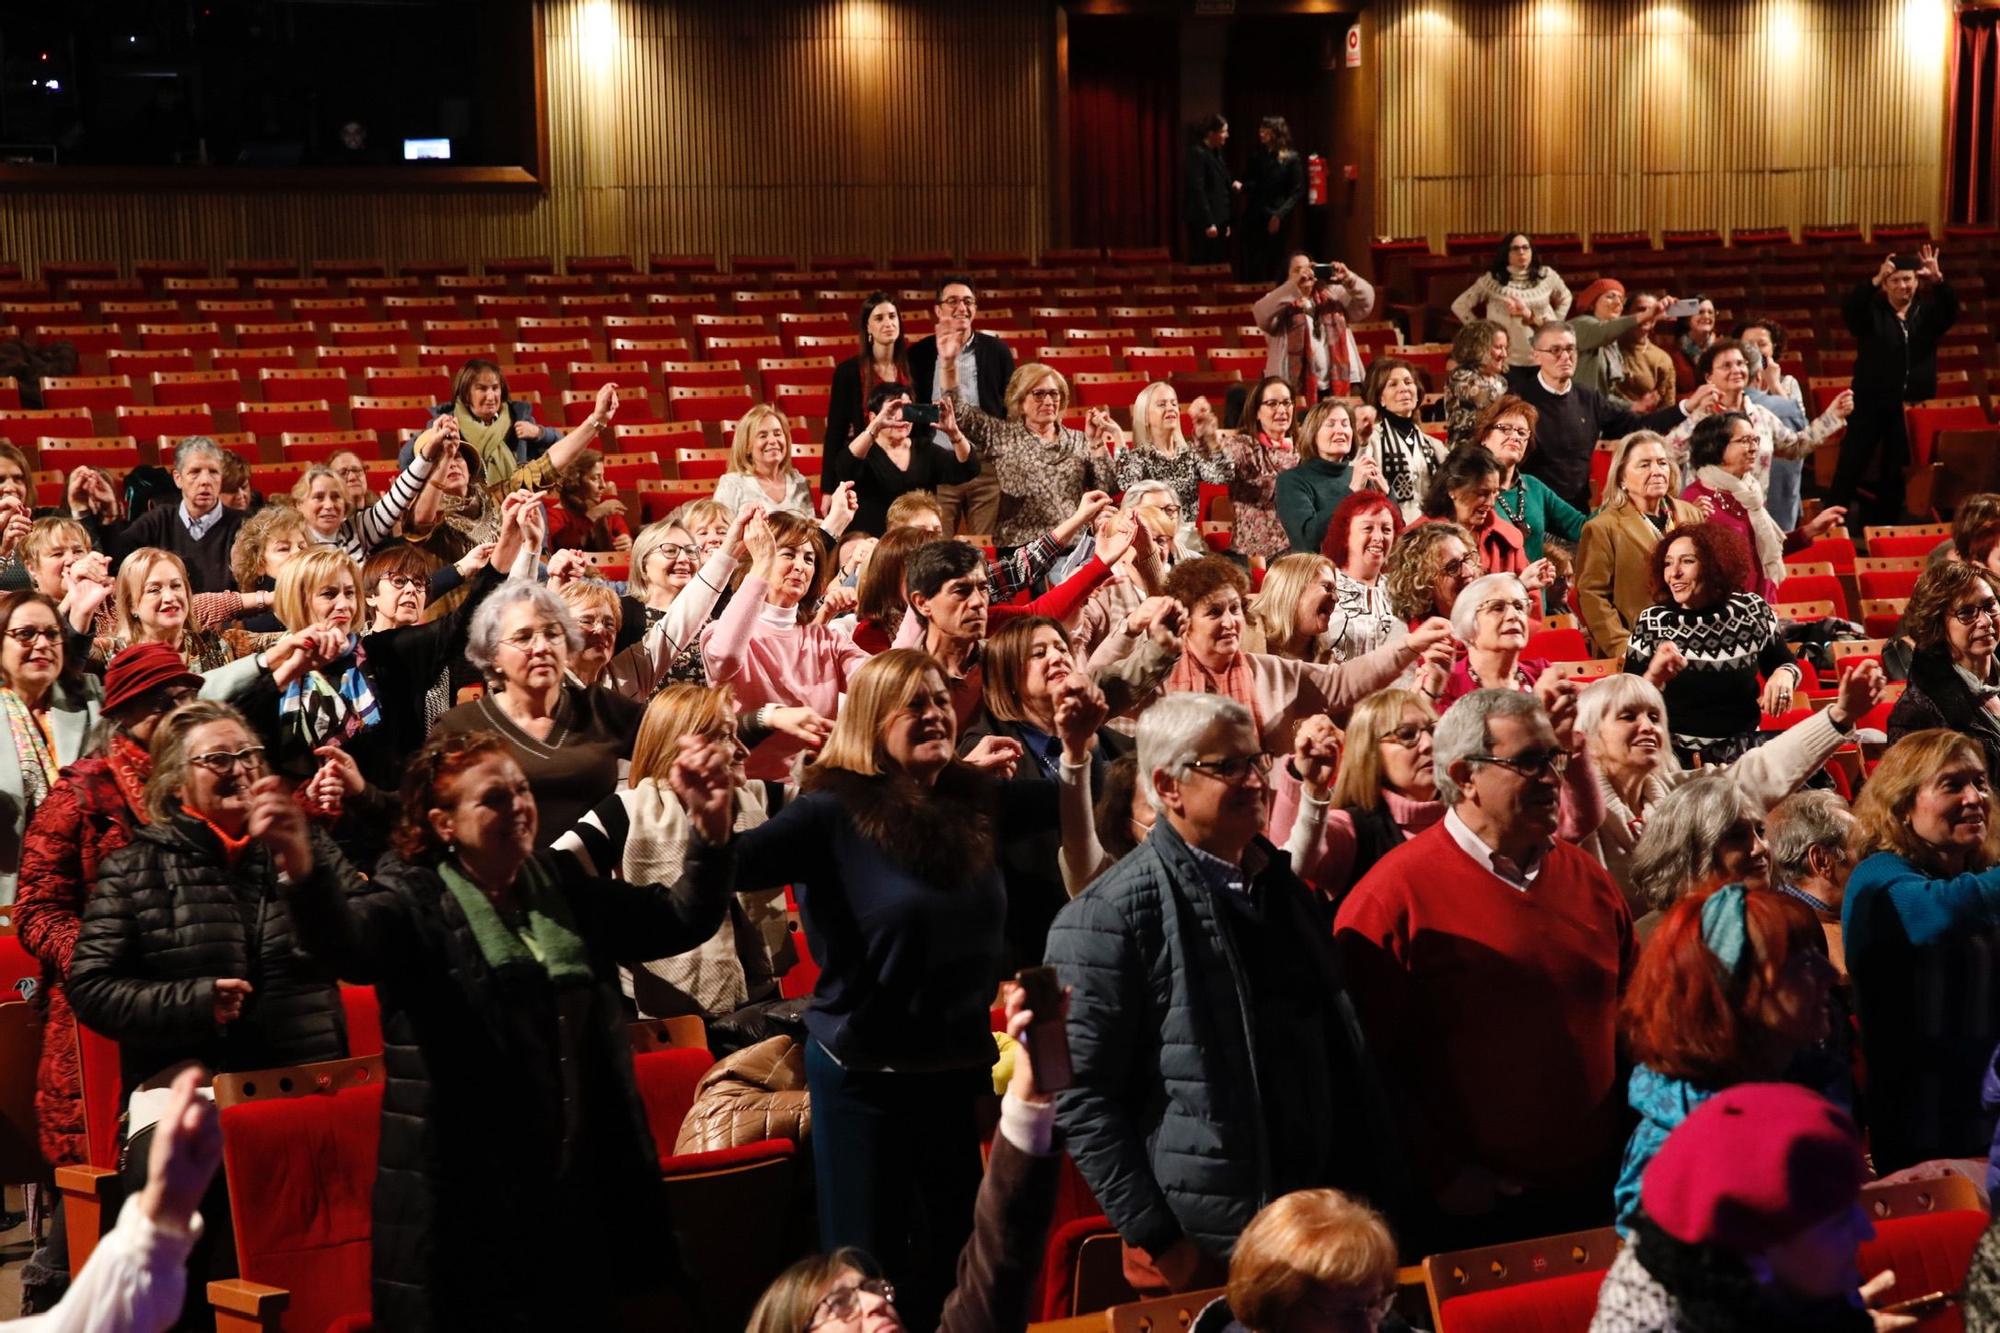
[1306,153,1328,207]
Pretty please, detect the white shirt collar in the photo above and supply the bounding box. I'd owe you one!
[180,501,222,540]
[1443,806,1544,891]
[1535,371,1572,398]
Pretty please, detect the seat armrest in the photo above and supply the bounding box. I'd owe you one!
[209,1278,290,1333]
[53,1165,118,1275]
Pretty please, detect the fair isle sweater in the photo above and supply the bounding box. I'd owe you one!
[701,575,871,780]
[1623,593,1798,747]
[1450,268,1575,365]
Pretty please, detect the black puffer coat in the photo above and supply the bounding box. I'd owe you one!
[280,841,736,1332]
[66,810,354,1092]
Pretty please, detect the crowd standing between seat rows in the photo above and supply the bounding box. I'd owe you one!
[8,217,2000,1333]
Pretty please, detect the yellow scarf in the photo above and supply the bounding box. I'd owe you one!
[454,403,518,487]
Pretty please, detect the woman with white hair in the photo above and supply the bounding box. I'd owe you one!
[1433,572,1549,707]
[1114,382,1234,519]
[1576,662,1885,908]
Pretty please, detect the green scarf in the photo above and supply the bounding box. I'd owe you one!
[453,402,519,488]
[439,856,593,989]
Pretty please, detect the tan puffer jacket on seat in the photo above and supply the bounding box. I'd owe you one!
[673,1035,813,1154]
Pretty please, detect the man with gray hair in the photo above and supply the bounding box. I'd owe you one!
[1045,692,1402,1291]
[1767,788,1858,969]
[1507,320,1696,512]
[107,436,247,592]
[1336,687,1634,1249]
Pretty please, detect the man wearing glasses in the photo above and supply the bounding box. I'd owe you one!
[908,276,1015,538]
[1047,693,1403,1294]
[1336,689,1634,1251]
[1506,320,1696,512]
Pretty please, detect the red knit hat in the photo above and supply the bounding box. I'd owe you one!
[102,642,204,715]
[1641,1084,1866,1252]
[1573,278,1627,318]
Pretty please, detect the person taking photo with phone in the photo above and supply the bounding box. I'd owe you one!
[1254,252,1376,402]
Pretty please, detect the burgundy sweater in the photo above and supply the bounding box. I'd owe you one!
[1333,820,1636,1196]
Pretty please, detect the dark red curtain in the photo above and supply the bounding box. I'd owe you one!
[1066,16,1178,252]
[1949,11,2000,226]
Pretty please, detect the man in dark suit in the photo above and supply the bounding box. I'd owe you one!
[1508,320,1702,513]
[1183,115,1236,267]
[909,276,1015,537]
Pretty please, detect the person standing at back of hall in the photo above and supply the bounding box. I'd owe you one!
[1242,116,1306,285]
[909,276,1016,537]
[1833,246,1958,527]
[1184,115,1237,268]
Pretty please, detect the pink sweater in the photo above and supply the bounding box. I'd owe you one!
[701,575,871,779]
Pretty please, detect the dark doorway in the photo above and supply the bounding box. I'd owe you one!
[1223,13,1344,281]
[1066,14,1180,252]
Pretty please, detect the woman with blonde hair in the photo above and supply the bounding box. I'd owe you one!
[1383,519,1481,628]
[714,403,817,520]
[1844,729,2000,1173]
[937,347,1119,550]
[1573,430,1706,658]
[1193,1189,1402,1333]
[230,504,315,629]
[554,682,789,1023]
[1113,381,1233,519]
[1245,552,1339,663]
[720,647,1072,1329]
[291,423,444,560]
[101,548,244,671]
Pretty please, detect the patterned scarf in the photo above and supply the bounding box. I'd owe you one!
[1374,413,1427,506]
[280,636,381,752]
[1,688,58,809]
[1164,649,1265,739]
[107,731,151,819]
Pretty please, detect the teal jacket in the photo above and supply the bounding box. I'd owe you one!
[1498,471,1587,561]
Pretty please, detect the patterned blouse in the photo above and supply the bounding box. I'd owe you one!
[1217,431,1301,562]
[951,393,1117,547]
[1445,365,1508,451]
[1326,568,1401,664]
[1111,443,1235,518]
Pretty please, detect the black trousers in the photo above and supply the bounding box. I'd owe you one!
[1186,225,1231,268]
[1831,398,1912,526]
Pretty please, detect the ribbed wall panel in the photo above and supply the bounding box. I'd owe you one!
[1375,0,1952,245]
[0,0,1053,274]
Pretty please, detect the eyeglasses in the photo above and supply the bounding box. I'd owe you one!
[1469,749,1569,780]
[806,1278,898,1330]
[1447,555,1485,576]
[499,626,568,652]
[379,574,425,592]
[333,465,367,478]
[4,626,61,647]
[1025,388,1064,402]
[1260,398,1294,410]
[1382,721,1434,748]
[937,296,978,311]
[573,615,618,635]
[1478,598,1532,618]
[1184,753,1274,784]
[659,543,699,560]
[1150,501,1184,517]
[1535,344,1579,359]
[1486,423,1531,440]
[1951,598,2000,626]
[188,746,267,776]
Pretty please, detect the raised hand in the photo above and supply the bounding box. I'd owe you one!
[1643,640,1687,688]
[1291,713,1342,795]
[247,772,316,877]
[0,498,29,559]
[741,507,776,572]
[592,382,620,425]
[1831,659,1886,727]
[1919,244,1943,283]
[136,1065,223,1233]
[454,541,499,578]
[1095,510,1138,568]
[1520,558,1556,592]
[723,503,756,561]
[668,735,736,845]
[765,706,834,751]
[545,550,591,589]
[1125,595,1187,653]
[1053,675,1110,761]
[1827,389,1855,420]
[1187,397,1217,444]
[1405,616,1456,658]
[1874,254,1899,287]
[824,480,858,534]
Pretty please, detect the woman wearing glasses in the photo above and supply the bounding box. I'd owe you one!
[1197,375,1303,562]
[1886,561,2000,780]
[1473,396,1584,566]
[0,592,102,903]
[1623,523,1804,768]
[67,699,358,1327]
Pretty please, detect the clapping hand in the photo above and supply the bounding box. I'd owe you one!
[0,497,30,559]
[1053,675,1110,763]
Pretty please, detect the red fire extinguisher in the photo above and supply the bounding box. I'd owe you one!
[1306,153,1328,206]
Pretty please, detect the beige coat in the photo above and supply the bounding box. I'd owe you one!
[1574,497,1705,659]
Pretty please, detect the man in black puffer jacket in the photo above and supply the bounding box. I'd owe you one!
[1044,694,1410,1293]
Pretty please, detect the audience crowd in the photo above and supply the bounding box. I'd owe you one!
[11,230,2000,1333]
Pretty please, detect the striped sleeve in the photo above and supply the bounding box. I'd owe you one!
[548,792,632,880]
[341,451,437,558]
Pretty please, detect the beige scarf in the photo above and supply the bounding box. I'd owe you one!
[1695,463,1786,590]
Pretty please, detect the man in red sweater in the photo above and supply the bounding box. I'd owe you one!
[1334,688,1635,1251]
